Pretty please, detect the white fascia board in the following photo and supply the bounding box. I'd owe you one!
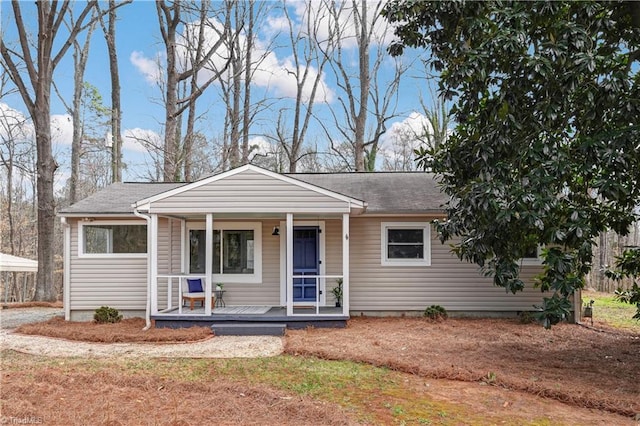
[148,206,353,214]
[57,213,139,219]
[132,164,366,210]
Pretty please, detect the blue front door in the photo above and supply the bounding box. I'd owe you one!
[293,226,319,302]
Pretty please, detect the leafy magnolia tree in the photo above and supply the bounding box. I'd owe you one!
[383,1,640,326]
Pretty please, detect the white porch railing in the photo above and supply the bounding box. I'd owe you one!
[153,273,346,317]
[291,274,345,316]
[156,274,207,315]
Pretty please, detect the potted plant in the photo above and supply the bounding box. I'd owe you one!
[583,299,594,318]
[331,278,343,308]
[216,283,224,291]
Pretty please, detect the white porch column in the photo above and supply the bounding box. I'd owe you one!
[342,213,350,315]
[205,213,213,315]
[150,214,159,315]
[286,213,294,316]
[180,219,187,273]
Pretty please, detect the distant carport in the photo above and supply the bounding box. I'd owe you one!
[0,253,38,272]
[1,253,38,303]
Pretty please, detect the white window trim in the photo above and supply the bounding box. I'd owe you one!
[78,220,148,258]
[186,221,262,284]
[381,222,431,267]
[521,246,543,265]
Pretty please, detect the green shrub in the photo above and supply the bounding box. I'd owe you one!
[94,306,123,324]
[424,305,447,320]
[518,311,536,324]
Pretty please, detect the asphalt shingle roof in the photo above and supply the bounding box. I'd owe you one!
[288,172,445,214]
[59,172,445,215]
[58,182,185,215]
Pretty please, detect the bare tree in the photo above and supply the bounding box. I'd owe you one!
[0,1,100,301]
[68,11,98,204]
[321,0,407,171]
[97,0,131,183]
[269,0,333,172]
[156,0,231,182]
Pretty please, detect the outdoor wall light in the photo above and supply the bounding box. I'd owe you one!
[272,227,280,236]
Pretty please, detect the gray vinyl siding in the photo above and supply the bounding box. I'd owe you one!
[68,215,547,316]
[210,219,280,306]
[149,169,350,214]
[157,218,181,309]
[68,217,149,312]
[348,217,547,312]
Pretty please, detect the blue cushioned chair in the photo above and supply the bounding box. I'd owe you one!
[181,278,215,310]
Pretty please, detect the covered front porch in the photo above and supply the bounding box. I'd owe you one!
[152,306,348,330]
[134,166,365,328]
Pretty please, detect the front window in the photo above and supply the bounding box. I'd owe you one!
[381,222,431,266]
[80,222,147,256]
[188,222,262,283]
[521,245,542,265]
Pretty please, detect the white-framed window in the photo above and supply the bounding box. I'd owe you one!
[521,245,543,265]
[78,220,147,258]
[187,222,262,283]
[381,222,431,266]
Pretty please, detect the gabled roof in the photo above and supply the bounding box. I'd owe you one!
[58,166,445,216]
[58,182,185,215]
[133,164,365,210]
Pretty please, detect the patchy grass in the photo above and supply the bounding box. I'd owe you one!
[15,317,212,343]
[7,314,640,423]
[286,317,640,419]
[582,290,640,331]
[0,350,352,426]
[2,351,630,425]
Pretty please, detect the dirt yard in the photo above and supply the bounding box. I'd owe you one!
[286,317,640,418]
[2,311,639,424]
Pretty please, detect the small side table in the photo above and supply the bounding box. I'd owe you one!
[214,290,226,308]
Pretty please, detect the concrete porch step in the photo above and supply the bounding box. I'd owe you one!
[211,322,286,336]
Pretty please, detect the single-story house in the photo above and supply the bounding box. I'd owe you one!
[58,164,569,329]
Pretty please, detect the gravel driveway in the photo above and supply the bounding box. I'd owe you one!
[0,307,283,358]
[1,307,64,329]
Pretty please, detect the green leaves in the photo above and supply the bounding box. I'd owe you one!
[383,1,640,326]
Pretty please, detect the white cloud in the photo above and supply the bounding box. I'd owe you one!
[130,51,164,84]
[247,135,273,160]
[132,14,334,104]
[0,103,75,148]
[50,114,74,146]
[0,102,34,141]
[293,0,395,50]
[123,127,162,153]
[378,112,433,170]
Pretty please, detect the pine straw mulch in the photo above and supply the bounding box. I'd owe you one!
[285,317,640,419]
[15,317,212,343]
[2,353,352,426]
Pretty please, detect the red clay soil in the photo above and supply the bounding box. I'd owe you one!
[285,317,640,418]
[15,317,212,343]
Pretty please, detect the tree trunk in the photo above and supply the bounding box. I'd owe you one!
[70,20,95,204]
[354,0,370,172]
[241,1,254,165]
[34,106,57,301]
[105,0,123,183]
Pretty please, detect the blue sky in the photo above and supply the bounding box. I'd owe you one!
[1,1,436,184]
